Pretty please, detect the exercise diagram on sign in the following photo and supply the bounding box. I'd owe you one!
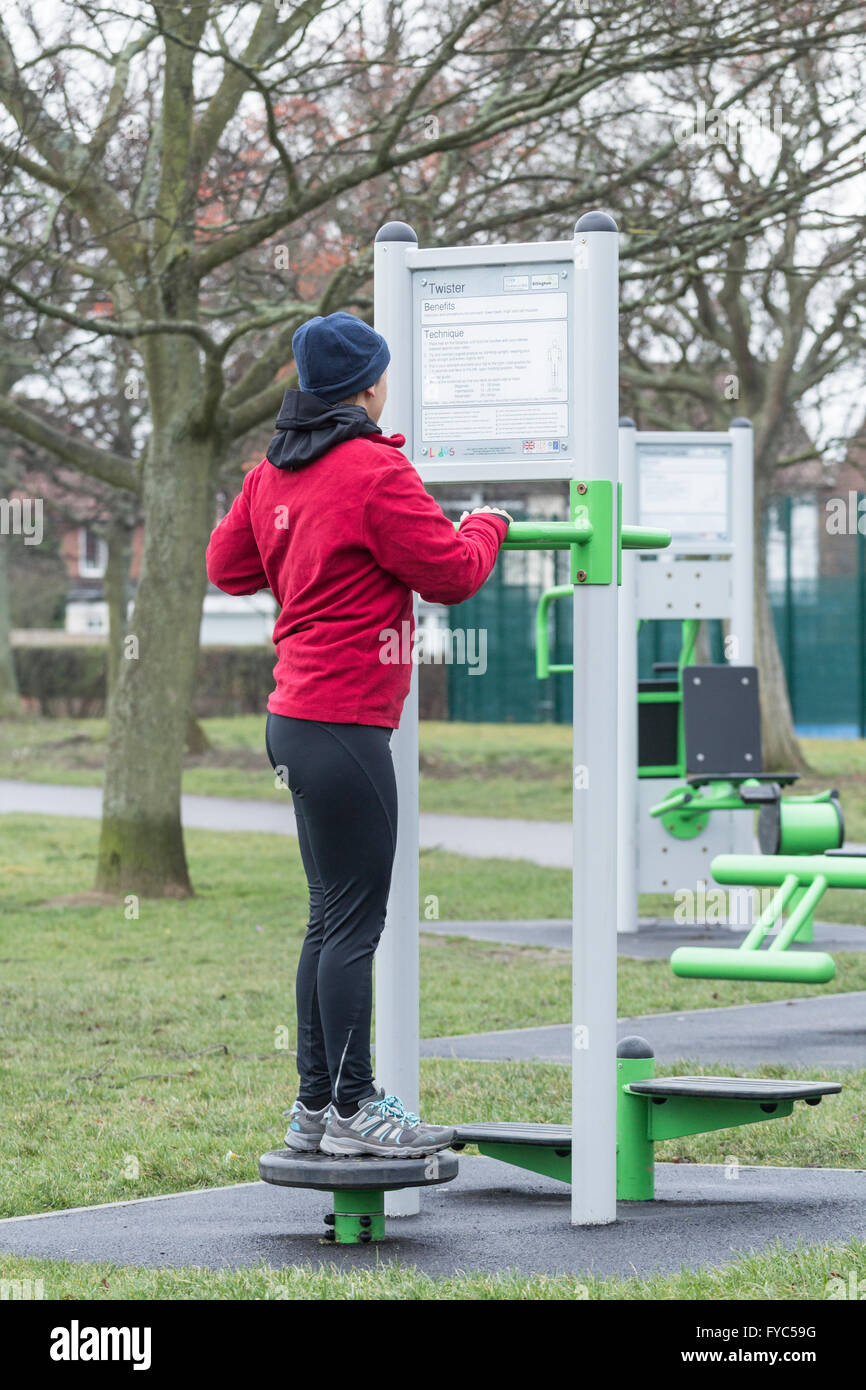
[413,264,573,462]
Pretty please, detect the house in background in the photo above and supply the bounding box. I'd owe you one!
[61,520,276,645]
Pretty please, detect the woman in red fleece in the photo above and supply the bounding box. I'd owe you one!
[206,312,509,1158]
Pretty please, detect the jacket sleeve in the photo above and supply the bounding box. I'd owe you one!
[205,473,269,595]
[362,462,508,604]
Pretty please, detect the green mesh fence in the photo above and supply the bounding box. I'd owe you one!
[445,496,866,732]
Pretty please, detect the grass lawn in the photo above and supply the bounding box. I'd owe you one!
[2,716,866,832]
[1,1240,864,1300]
[0,815,859,1227]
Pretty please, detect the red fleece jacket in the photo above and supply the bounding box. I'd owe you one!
[205,432,507,727]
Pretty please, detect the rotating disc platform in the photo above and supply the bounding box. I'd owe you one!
[259,1148,458,1244]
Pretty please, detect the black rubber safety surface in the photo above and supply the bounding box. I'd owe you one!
[259,1149,459,1192]
[3,1162,865,1277]
[626,1077,842,1101]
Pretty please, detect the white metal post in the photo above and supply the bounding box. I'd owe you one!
[617,420,638,935]
[729,419,755,665]
[373,222,421,1217]
[570,213,620,1226]
[729,418,755,861]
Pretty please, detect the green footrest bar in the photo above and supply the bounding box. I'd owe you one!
[671,945,836,983]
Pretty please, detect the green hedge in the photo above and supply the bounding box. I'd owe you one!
[13,643,446,719]
[190,646,276,717]
[14,645,107,717]
[13,645,275,718]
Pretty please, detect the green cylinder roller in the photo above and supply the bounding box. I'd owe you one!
[758,793,844,856]
[671,946,836,983]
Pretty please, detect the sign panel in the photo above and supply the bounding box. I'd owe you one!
[637,442,731,542]
[412,262,573,465]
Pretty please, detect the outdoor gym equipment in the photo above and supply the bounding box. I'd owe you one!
[261,212,840,1237]
[537,584,845,967]
[258,1149,458,1245]
[670,849,866,983]
[644,661,842,853]
[372,210,642,1227]
[534,421,757,931]
[452,1036,839,1200]
[260,1033,840,1241]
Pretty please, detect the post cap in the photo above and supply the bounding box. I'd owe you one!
[619,417,636,428]
[617,1035,654,1059]
[575,211,618,233]
[730,418,752,429]
[375,221,418,243]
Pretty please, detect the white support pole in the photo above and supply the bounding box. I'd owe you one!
[729,418,755,860]
[373,222,421,1217]
[571,212,620,1226]
[617,420,638,935]
[729,419,755,665]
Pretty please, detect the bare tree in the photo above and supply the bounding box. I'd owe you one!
[607,49,866,767]
[0,0,862,892]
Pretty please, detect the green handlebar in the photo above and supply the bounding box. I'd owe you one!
[535,584,574,679]
[620,525,672,550]
[501,520,593,550]
[457,518,671,552]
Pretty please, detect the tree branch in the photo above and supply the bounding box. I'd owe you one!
[0,394,140,493]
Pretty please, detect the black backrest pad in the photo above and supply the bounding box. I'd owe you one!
[638,680,679,771]
[682,665,762,776]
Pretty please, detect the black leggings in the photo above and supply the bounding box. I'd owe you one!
[265,713,397,1109]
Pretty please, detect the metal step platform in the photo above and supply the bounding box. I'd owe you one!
[452,1122,571,1149]
[259,1148,459,1245]
[625,1076,841,1102]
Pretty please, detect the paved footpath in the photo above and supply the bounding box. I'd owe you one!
[421,991,866,1070]
[4,778,866,872]
[0,779,571,865]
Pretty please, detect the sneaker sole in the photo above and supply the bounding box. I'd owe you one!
[283,1131,323,1153]
[319,1134,454,1159]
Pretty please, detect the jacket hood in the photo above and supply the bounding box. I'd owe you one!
[265,388,382,470]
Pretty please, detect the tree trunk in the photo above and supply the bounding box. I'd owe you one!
[95,434,215,898]
[753,473,805,772]
[694,620,712,664]
[185,711,211,755]
[0,530,21,717]
[104,516,132,709]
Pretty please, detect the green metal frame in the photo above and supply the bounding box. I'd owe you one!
[531,483,670,678]
[492,486,669,563]
[463,1050,824,1202]
[667,850,866,983]
[325,1189,386,1245]
[535,584,575,679]
[476,1141,571,1184]
[650,782,838,837]
[534,597,703,784]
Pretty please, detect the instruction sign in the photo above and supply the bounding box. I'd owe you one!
[637,442,731,542]
[412,262,573,465]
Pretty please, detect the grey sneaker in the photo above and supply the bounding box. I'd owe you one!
[282,1099,330,1152]
[319,1088,454,1158]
